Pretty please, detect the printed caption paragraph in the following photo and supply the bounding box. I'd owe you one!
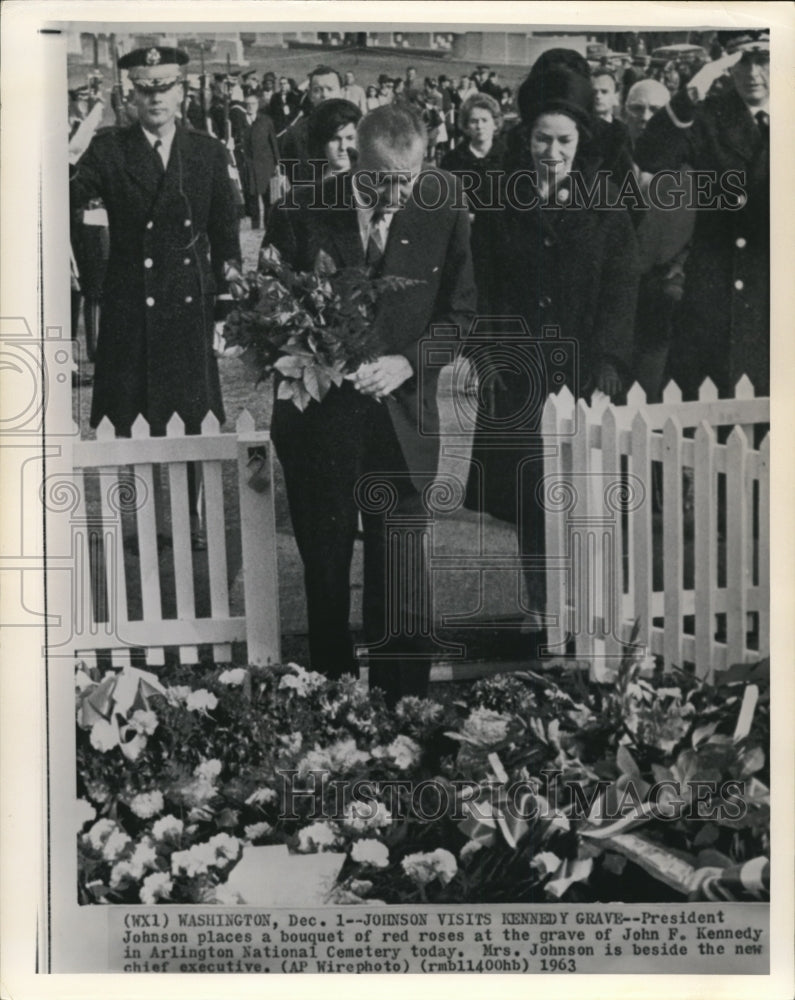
[109,904,769,974]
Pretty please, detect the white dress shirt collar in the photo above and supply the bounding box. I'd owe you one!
[141,122,177,167]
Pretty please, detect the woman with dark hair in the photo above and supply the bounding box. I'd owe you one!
[306,97,362,180]
[506,48,634,184]
[365,84,381,112]
[465,65,640,650]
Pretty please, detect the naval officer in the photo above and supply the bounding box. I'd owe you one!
[70,45,242,439]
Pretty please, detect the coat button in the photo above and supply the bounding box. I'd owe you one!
[543,236,555,248]
[185,296,193,304]
[736,193,747,208]
[183,257,191,265]
[735,237,747,248]
[146,296,155,306]
[144,258,153,268]
[184,219,191,227]
[538,295,552,308]
[734,279,744,291]
[146,220,153,230]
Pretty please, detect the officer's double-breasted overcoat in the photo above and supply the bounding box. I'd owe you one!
[70,123,241,434]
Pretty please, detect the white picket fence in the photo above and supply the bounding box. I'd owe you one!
[70,377,768,681]
[541,377,769,679]
[71,411,280,667]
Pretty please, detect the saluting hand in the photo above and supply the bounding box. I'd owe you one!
[346,355,413,399]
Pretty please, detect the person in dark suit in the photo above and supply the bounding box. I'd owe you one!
[269,76,301,134]
[465,65,640,645]
[635,30,770,398]
[243,94,280,230]
[70,47,241,440]
[265,103,477,705]
[278,67,343,182]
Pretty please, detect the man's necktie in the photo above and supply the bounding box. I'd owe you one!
[366,212,386,268]
[755,110,769,144]
[153,138,166,175]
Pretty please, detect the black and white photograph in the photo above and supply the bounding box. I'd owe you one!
[1,1,793,995]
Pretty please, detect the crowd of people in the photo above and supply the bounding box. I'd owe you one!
[69,30,770,700]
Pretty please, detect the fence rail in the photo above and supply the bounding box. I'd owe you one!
[71,410,280,668]
[541,377,769,679]
[69,375,768,682]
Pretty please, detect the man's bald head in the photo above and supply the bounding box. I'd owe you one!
[624,79,670,143]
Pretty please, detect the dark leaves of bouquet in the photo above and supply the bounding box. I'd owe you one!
[224,245,424,411]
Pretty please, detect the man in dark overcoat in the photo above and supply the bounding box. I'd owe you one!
[635,30,770,398]
[265,103,477,705]
[243,96,280,230]
[70,46,241,438]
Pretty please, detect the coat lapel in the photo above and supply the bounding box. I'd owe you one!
[122,124,165,201]
[717,90,763,163]
[322,175,365,268]
[153,126,191,214]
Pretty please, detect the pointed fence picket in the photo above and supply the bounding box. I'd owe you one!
[72,411,279,668]
[541,378,769,680]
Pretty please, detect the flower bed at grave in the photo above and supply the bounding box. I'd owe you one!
[76,654,770,906]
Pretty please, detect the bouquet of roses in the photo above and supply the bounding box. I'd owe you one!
[224,245,423,411]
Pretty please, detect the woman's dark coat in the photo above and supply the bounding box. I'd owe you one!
[465,168,640,525]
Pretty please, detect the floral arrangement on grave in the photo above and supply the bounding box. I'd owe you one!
[224,245,422,411]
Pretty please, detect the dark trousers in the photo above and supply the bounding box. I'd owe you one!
[272,384,431,706]
[248,190,272,230]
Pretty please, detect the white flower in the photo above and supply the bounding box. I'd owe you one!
[102,827,132,862]
[341,800,392,833]
[386,735,421,770]
[151,814,184,840]
[297,739,368,777]
[194,759,222,782]
[396,696,444,726]
[218,668,247,686]
[131,838,158,872]
[130,790,164,819]
[279,663,326,697]
[401,848,458,887]
[279,732,303,755]
[459,839,484,862]
[244,821,273,842]
[297,821,339,853]
[246,786,278,806]
[89,719,119,752]
[110,859,139,889]
[207,833,241,863]
[351,839,390,869]
[171,846,210,878]
[109,840,156,887]
[75,798,96,831]
[129,709,158,735]
[85,818,117,851]
[460,707,512,747]
[349,879,373,895]
[166,685,192,705]
[140,871,173,904]
[186,689,218,713]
